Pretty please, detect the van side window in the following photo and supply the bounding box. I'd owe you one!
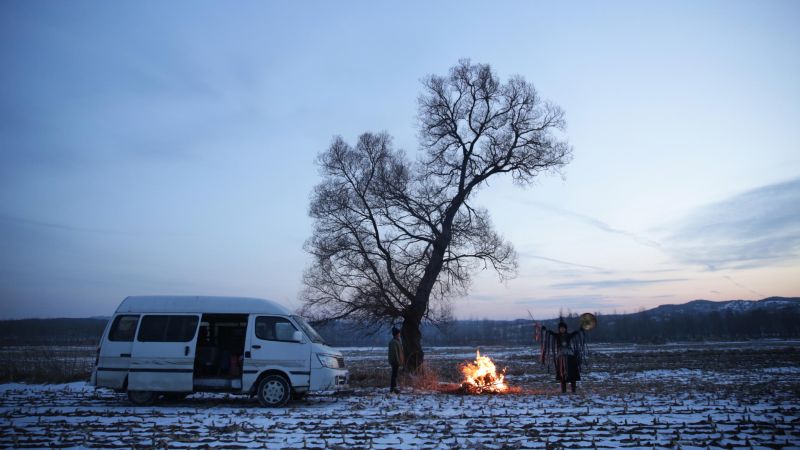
[108,315,139,342]
[255,317,299,342]
[137,315,199,342]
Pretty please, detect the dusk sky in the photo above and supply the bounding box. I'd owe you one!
[1,1,798,320]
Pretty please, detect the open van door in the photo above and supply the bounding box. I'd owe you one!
[128,314,200,393]
[96,314,139,390]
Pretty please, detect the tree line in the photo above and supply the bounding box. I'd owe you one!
[314,306,800,347]
[1,301,797,347]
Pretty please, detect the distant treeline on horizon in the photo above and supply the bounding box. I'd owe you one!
[1,297,798,347]
[316,299,800,346]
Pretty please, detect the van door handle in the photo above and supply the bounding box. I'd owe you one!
[184,346,190,356]
[252,345,261,349]
[120,353,131,358]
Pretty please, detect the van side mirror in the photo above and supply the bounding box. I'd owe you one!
[292,331,303,343]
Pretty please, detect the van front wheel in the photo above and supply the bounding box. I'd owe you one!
[127,390,158,406]
[257,375,291,407]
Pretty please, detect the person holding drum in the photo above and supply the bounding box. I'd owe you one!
[536,313,594,393]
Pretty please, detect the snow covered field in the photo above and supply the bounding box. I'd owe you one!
[1,342,799,449]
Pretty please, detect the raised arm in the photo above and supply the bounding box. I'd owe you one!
[541,325,559,337]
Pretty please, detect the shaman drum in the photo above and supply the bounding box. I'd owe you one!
[579,313,597,331]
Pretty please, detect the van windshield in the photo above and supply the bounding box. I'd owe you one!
[291,315,326,344]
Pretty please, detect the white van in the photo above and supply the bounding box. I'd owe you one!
[90,296,348,407]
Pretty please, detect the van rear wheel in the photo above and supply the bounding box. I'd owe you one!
[257,375,291,407]
[127,390,158,406]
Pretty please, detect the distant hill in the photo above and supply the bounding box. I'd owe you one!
[580,296,800,344]
[643,297,800,317]
[0,297,798,346]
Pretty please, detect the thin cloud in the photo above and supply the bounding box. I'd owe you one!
[0,214,186,237]
[0,214,134,235]
[518,252,609,272]
[723,275,764,298]
[666,177,800,270]
[550,277,688,290]
[523,200,662,249]
[512,295,622,313]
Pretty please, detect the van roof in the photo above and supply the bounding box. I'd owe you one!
[115,296,293,315]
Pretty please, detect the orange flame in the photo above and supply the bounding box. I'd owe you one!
[460,350,508,393]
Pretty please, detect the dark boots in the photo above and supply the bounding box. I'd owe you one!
[561,381,577,393]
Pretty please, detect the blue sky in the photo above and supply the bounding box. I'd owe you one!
[1,1,798,319]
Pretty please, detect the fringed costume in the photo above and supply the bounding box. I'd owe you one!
[537,321,588,393]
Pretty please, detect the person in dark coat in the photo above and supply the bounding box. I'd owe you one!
[388,326,404,394]
[540,320,585,393]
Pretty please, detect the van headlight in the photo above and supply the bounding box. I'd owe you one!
[316,353,340,368]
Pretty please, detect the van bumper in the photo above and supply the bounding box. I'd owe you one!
[311,368,349,391]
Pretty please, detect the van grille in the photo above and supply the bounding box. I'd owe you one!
[336,356,345,368]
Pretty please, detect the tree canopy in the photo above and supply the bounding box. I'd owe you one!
[302,60,572,368]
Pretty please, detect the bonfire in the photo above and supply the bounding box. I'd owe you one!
[459,350,509,394]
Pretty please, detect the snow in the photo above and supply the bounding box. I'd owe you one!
[762,366,800,374]
[2,388,796,448]
[2,342,799,449]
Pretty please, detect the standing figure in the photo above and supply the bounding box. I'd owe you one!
[538,320,587,393]
[388,326,404,394]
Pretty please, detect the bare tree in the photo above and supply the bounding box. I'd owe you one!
[302,60,572,370]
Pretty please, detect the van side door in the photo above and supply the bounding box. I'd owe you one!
[96,314,139,389]
[244,315,311,392]
[129,314,200,393]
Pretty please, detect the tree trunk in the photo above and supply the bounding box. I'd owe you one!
[402,209,460,372]
[400,316,424,371]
